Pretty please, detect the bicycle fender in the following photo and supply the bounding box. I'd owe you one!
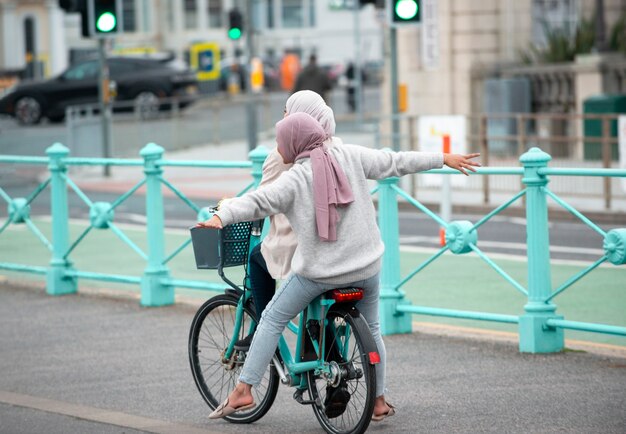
[331,306,380,366]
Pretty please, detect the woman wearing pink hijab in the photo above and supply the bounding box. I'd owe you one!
[199,112,480,422]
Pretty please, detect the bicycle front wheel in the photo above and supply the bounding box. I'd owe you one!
[188,294,279,424]
[306,308,377,434]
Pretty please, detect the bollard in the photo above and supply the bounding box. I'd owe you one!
[377,172,412,335]
[46,143,77,295]
[140,143,173,306]
[519,148,564,353]
[248,145,269,188]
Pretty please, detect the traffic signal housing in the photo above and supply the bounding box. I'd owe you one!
[89,0,122,37]
[228,8,243,40]
[390,0,421,25]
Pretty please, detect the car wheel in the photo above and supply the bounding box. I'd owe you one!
[134,90,160,119]
[15,96,42,125]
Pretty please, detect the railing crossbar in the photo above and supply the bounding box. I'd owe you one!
[163,237,192,265]
[545,255,608,302]
[24,218,53,252]
[159,177,201,213]
[539,168,626,177]
[396,304,519,324]
[396,245,449,291]
[65,270,142,284]
[64,175,94,208]
[370,185,380,195]
[472,189,527,232]
[544,188,607,237]
[392,185,448,228]
[237,181,256,197]
[65,158,143,166]
[110,178,147,211]
[0,187,12,205]
[0,218,10,236]
[545,319,626,337]
[161,279,227,291]
[63,226,93,260]
[0,156,49,165]
[469,244,528,296]
[108,223,148,261]
[159,160,252,169]
[0,262,48,275]
[25,178,51,206]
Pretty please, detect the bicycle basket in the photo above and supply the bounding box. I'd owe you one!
[190,221,253,270]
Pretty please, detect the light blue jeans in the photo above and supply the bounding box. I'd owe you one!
[239,272,386,397]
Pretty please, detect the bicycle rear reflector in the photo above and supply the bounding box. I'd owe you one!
[368,351,381,364]
[330,288,364,302]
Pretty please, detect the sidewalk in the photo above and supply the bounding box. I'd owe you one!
[1,282,625,434]
[67,134,626,224]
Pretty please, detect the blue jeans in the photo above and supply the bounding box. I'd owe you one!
[248,243,275,319]
[239,272,386,397]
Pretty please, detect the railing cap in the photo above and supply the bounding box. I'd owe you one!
[248,145,270,161]
[519,147,551,166]
[140,143,165,158]
[46,142,69,157]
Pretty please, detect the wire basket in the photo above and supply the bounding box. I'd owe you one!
[190,221,254,270]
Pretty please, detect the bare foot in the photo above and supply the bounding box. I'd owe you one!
[227,382,254,409]
[373,395,393,417]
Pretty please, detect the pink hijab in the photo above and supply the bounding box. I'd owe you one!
[276,112,354,242]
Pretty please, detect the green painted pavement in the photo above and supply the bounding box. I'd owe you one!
[1,219,624,346]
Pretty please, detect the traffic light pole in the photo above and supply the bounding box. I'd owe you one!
[390,26,401,151]
[98,38,112,176]
[353,2,363,127]
[245,0,258,152]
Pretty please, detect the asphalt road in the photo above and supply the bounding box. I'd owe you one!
[1,284,625,434]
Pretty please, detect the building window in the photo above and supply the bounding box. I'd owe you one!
[207,0,222,27]
[185,0,198,29]
[123,0,136,32]
[531,0,579,47]
[282,0,303,28]
[309,0,315,27]
[266,0,274,29]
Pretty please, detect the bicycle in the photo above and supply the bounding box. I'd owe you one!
[188,212,381,434]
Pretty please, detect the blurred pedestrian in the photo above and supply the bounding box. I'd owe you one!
[293,54,332,102]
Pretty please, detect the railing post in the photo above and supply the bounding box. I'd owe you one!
[140,143,173,306]
[519,147,563,353]
[46,143,77,295]
[248,144,269,188]
[377,171,412,335]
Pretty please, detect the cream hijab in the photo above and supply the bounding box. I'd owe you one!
[285,90,336,138]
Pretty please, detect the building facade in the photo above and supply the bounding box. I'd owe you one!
[0,0,383,78]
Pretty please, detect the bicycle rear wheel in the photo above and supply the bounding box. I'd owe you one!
[188,294,279,423]
[306,307,377,434]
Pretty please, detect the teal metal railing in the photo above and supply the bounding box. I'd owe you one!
[375,147,626,353]
[0,144,624,352]
[0,142,268,306]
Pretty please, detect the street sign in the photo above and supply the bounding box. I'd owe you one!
[190,43,221,81]
[421,0,439,70]
[418,115,468,186]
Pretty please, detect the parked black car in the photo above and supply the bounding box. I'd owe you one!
[0,56,199,125]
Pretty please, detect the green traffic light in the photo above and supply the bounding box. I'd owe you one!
[96,12,116,32]
[228,27,242,40]
[395,0,418,20]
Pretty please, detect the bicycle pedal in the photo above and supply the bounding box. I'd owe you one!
[293,389,317,406]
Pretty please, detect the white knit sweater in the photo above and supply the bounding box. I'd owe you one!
[216,145,443,284]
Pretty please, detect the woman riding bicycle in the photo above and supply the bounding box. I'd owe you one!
[198,112,480,422]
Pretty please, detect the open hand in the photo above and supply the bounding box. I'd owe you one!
[195,215,223,229]
[443,153,481,176]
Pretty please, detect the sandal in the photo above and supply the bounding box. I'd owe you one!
[208,397,256,419]
[371,401,396,422]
